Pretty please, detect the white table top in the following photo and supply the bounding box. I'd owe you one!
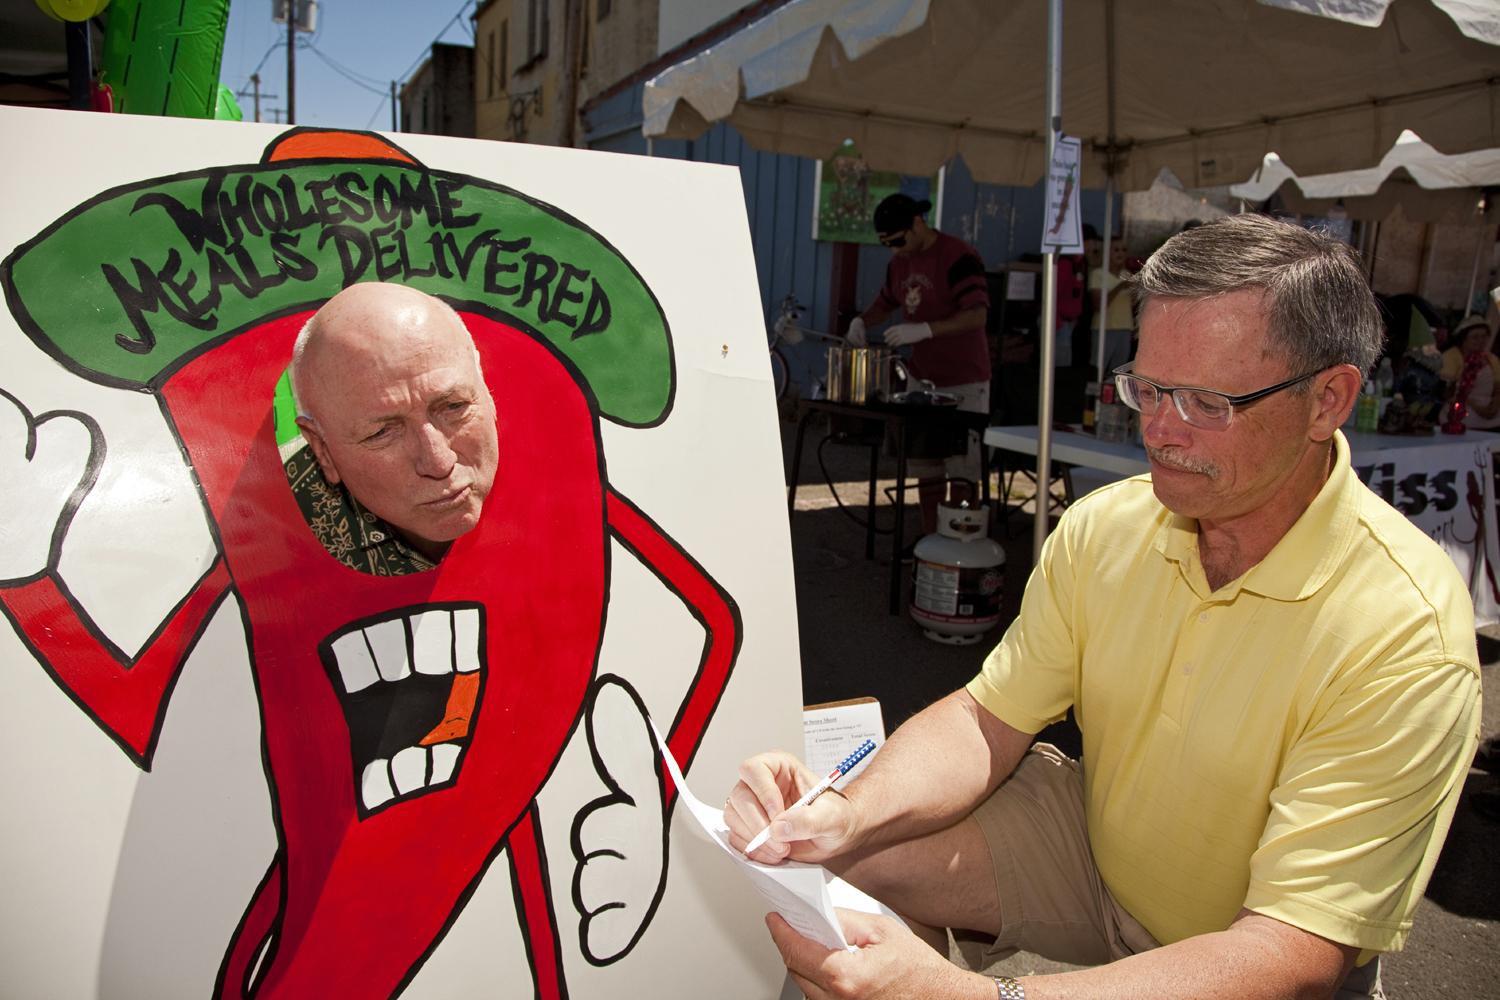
[983,425,1500,477]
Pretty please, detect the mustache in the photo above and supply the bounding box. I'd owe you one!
[1145,446,1220,478]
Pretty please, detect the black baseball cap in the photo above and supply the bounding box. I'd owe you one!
[873,194,931,237]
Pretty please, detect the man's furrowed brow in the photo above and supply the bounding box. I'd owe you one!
[428,384,476,407]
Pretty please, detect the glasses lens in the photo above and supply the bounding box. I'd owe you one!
[1115,374,1155,413]
[1178,390,1233,429]
[882,234,907,248]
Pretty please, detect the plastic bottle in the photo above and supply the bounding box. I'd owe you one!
[1376,357,1394,398]
[1355,381,1378,432]
[1096,383,1129,443]
[1082,381,1099,432]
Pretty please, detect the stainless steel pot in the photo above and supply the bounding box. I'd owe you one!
[826,345,904,404]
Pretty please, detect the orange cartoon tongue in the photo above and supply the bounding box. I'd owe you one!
[420,671,480,745]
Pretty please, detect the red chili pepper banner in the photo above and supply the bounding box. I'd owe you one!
[0,115,791,1000]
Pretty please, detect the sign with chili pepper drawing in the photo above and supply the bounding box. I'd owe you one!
[0,107,800,999]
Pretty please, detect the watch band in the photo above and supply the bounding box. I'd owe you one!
[993,977,1026,1000]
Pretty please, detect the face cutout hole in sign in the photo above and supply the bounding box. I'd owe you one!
[275,369,446,577]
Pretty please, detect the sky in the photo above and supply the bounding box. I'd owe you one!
[218,0,478,130]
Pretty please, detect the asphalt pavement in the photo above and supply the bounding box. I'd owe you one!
[781,415,1499,999]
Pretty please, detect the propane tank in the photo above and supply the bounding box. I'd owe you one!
[910,502,1006,645]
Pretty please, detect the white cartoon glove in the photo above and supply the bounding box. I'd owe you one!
[0,389,101,583]
[571,677,668,964]
[846,316,868,348]
[883,322,933,347]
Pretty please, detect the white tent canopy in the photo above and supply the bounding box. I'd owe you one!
[1230,130,1500,220]
[643,0,1500,192]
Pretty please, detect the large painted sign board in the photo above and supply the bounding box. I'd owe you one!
[0,106,801,1000]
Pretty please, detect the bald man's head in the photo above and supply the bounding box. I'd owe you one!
[293,283,499,562]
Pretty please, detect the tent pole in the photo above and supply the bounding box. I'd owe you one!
[1097,0,1116,390]
[1035,0,1063,564]
[1097,178,1113,386]
[1465,194,1490,317]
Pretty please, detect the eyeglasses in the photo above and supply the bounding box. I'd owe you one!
[1111,362,1324,430]
[879,231,909,248]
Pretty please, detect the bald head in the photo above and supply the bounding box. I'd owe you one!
[292,283,499,561]
[292,282,479,420]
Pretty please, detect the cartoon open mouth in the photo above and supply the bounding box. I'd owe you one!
[318,603,486,817]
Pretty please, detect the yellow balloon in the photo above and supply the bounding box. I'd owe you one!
[35,0,110,23]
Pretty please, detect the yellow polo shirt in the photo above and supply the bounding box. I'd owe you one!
[967,432,1481,959]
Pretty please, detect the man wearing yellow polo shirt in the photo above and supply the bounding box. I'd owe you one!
[723,215,1481,1000]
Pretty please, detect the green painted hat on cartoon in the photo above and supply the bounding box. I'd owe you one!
[1,128,673,428]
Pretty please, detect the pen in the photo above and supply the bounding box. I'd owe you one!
[744,739,877,854]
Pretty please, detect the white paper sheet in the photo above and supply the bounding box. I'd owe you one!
[803,700,885,786]
[650,720,899,953]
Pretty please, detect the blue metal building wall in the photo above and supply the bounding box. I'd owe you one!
[586,82,837,391]
[585,85,831,325]
[940,155,1122,270]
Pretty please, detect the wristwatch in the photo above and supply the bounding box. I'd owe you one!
[992,977,1026,1000]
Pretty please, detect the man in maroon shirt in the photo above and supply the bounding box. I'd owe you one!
[847,194,991,535]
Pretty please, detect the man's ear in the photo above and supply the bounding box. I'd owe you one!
[1309,364,1362,441]
[296,416,342,485]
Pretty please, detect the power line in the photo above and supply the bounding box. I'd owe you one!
[393,0,476,85]
[235,39,286,97]
[367,0,476,133]
[306,43,388,95]
[366,88,393,130]
[305,40,390,89]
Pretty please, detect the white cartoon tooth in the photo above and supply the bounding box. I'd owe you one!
[365,618,411,682]
[411,610,453,675]
[429,743,460,785]
[331,631,380,693]
[362,759,394,809]
[391,746,428,795]
[453,608,481,674]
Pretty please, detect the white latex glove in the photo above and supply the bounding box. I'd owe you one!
[883,322,933,347]
[846,316,868,348]
[0,389,100,582]
[571,677,668,963]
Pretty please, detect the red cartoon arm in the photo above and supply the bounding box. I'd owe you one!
[605,488,742,806]
[0,558,233,768]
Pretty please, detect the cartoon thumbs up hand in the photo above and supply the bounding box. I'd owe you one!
[571,676,669,964]
[0,390,101,584]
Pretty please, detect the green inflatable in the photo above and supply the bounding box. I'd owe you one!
[99,0,234,118]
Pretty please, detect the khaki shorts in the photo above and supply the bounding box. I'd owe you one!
[960,744,1383,998]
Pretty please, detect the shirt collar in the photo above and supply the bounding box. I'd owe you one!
[1153,431,1358,601]
[346,491,437,569]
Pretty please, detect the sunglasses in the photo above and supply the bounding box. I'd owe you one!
[879,232,909,248]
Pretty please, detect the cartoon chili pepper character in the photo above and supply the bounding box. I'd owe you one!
[0,129,739,999]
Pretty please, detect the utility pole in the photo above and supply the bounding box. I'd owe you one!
[286,10,296,125]
[252,74,261,123]
[273,2,317,125]
[391,81,399,132]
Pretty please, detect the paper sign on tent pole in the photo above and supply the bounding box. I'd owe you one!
[1042,135,1085,255]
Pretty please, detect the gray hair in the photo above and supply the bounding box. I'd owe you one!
[1131,215,1382,390]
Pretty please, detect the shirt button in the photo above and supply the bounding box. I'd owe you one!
[1181,663,1193,676]
[1198,611,1210,623]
